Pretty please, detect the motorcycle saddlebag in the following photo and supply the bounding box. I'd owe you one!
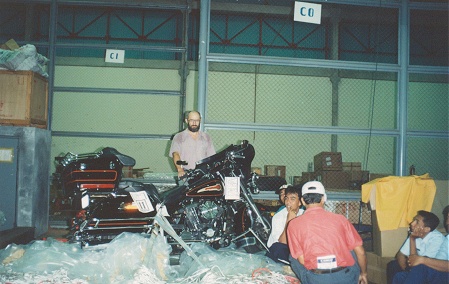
[61,156,123,196]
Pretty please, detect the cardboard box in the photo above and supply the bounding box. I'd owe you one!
[366,252,395,284]
[122,166,133,178]
[372,210,408,257]
[301,172,316,183]
[0,70,48,128]
[348,170,370,182]
[315,170,350,189]
[370,173,390,181]
[314,152,343,171]
[1,39,20,50]
[342,162,362,172]
[251,167,262,175]
[264,165,286,179]
[254,199,281,207]
[292,176,302,185]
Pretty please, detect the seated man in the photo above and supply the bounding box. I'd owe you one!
[266,185,304,264]
[392,205,449,284]
[387,210,445,284]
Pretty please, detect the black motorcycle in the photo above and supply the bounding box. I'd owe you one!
[54,140,271,253]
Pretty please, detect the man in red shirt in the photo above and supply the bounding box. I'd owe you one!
[287,181,368,284]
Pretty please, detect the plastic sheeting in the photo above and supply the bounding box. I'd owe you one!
[0,232,298,284]
[0,44,48,77]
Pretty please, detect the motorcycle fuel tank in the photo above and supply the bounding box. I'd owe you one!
[186,179,223,197]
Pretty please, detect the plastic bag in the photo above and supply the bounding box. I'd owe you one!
[0,44,48,77]
[0,232,174,284]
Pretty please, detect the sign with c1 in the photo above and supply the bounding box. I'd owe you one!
[105,49,125,63]
[294,1,322,25]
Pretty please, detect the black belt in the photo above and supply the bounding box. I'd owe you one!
[310,266,347,274]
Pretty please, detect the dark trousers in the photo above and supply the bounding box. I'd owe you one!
[289,252,360,284]
[387,259,406,284]
[392,264,449,284]
[266,242,290,264]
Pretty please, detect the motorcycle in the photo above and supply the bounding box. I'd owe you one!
[54,140,271,254]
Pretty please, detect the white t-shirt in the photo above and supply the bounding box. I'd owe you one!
[267,207,304,248]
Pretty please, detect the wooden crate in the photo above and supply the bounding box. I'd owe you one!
[0,70,48,128]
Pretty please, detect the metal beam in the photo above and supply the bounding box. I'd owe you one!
[51,131,173,139]
[207,53,401,73]
[396,0,409,176]
[53,87,182,96]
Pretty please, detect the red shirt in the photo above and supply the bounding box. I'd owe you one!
[287,206,363,270]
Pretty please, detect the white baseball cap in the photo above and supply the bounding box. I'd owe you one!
[276,183,291,194]
[302,181,327,201]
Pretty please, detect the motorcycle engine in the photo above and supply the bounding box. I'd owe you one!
[183,200,226,242]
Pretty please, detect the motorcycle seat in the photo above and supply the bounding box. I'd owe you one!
[102,147,136,167]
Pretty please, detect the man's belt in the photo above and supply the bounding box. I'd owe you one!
[310,266,348,274]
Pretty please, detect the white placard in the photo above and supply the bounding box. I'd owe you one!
[224,176,240,200]
[294,2,322,25]
[129,191,154,213]
[317,255,337,269]
[105,49,125,63]
[0,148,13,162]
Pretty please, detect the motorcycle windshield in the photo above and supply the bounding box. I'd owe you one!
[194,142,255,176]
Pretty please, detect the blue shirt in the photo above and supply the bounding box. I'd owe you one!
[435,234,449,260]
[400,230,445,257]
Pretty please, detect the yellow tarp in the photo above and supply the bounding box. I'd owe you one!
[361,174,436,231]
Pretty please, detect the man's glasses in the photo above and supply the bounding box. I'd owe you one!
[188,119,200,123]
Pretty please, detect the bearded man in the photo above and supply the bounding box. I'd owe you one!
[169,111,215,177]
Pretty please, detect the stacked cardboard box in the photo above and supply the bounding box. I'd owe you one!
[372,210,408,257]
[301,171,316,183]
[314,152,343,172]
[312,152,350,189]
[315,170,350,189]
[343,162,369,190]
[369,173,390,181]
[299,152,375,189]
[264,165,286,179]
[342,162,362,172]
[367,252,395,284]
[292,176,302,185]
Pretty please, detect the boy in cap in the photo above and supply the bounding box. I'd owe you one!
[287,181,368,284]
[275,184,289,213]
